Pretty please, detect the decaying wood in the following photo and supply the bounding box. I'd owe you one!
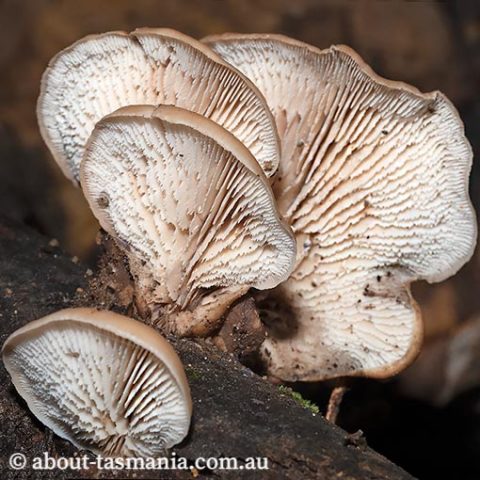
[0,217,414,479]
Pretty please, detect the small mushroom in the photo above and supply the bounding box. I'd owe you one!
[2,308,192,457]
[37,28,279,182]
[399,316,480,406]
[80,105,296,335]
[205,33,477,380]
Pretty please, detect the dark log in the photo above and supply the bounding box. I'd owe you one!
[0,217,414,479]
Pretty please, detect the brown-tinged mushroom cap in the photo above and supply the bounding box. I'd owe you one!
[204,33,477,381]
[1,308,192,457]
[37,28,279,183]
[80,105,296,336]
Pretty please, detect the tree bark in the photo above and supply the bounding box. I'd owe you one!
[0,217,414,479]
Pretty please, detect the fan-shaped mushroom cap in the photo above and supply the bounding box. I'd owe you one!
[37,28,279,182]
[2,308,192,457]
[80,105,296,336]
[205,33,477,381]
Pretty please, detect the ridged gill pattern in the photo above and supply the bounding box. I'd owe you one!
[81,113,295,333]
[38,30,279,181]
[7,321,190,457]
[207,35,476,381]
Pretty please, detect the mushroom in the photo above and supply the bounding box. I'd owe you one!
[37,28,279,183]
[399,316,480,406]
[2,308,192,457]
[204,33,477,381]
[80,105,296,336]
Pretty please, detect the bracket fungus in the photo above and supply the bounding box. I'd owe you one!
[80,105,296,336]
[36,28,476,384]
[2,308,192,457]
[205,33,477,381]
[37,28,280,182]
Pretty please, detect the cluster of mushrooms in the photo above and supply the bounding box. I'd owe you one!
[2,28,476,458]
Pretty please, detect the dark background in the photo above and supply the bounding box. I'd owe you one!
[0,1,479,478]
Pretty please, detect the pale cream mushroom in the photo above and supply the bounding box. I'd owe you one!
[37,28,279,183]
[80,105,296,336]
[204,33,477,381]
[2,308,192,457]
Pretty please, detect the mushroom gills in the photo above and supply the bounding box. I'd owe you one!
[205,34,476,381]
[80,105,296,336]
[2,308,192,457]
[37,28,279,183]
